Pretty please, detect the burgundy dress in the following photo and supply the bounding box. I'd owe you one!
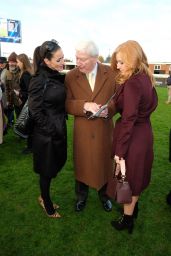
[112,72,158,195]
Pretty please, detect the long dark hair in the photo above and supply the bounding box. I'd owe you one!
[32,46,41,74]
[17,53,33,77]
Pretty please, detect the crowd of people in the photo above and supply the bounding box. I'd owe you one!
[0,39,170,234]
[0,52,32,152]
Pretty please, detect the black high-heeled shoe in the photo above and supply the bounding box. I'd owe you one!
[111,214,134,234]
[133,202,139,219]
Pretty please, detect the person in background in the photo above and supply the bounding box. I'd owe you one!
[0,57,8,135]
[110,40,158,233]
[166,129,171,205]
[0,57,7,70]
[16,53,33,154]
[0,57,8,107]
[16,54,32,108]
[0,86,3,144]
[28,40,67,218]
[0,57,8,95]
[0,57,8,78]
[4,52,20,126]
[165,73,171,104]
[65,40,116,212]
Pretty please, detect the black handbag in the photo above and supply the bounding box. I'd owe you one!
[14,78,48,139]
[13,100,32,139]
[107,160,132,204]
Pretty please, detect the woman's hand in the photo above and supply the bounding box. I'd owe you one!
[14,89,20,96]
[99,107,108,118]
[114,155,125,176]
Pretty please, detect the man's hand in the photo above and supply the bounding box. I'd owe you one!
[84,102,101,114]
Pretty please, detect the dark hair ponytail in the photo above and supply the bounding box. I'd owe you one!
[32,46,41,74]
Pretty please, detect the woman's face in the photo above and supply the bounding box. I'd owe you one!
[44,48,64,72]
[116,52,128,74]
[17,59,23,71]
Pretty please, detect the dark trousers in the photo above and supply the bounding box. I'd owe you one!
[39,175,55,215]
[4,107,14,126]
[27,134,33,149]
[14,105,22,119]
[75,180,109,203]
[169,129,171,162]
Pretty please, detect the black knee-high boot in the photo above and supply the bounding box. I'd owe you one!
[111,214,134,234]
[133,202,139,219]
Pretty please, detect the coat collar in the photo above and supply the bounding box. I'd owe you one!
[75,63,110,100]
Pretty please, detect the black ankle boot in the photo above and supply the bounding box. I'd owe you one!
[111,214,134,234]
[133,202,139,219]
[166,191,171,206]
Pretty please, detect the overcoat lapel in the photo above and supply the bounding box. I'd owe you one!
[75,69,92,97]
[91,64,108,101]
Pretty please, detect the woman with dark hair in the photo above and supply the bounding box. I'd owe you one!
[16,53,33,109]
[32,46,41,74]
[16,53,33,154]
[110,40,158,233]
[28,40,67,218]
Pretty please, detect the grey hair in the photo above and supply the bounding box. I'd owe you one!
[75,40,99,57]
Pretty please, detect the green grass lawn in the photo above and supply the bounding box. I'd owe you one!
[0,87,171,256]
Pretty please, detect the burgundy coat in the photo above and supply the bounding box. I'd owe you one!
[65,63,116,190]
[112,72,158,195]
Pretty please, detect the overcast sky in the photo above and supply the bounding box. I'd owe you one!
[0,0,171,62]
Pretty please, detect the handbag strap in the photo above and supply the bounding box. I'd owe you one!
[119,159,126,181]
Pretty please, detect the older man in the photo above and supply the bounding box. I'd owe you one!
[3,52,20,126]
[65,41,116,212]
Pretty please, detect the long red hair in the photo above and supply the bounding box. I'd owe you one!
[110,40,155,86]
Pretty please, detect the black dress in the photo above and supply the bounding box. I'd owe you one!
[28,66,67,178]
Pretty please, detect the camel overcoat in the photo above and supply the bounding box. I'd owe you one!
[65,63,116,190]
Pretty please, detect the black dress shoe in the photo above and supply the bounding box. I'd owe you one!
[103,199,112,212]
[75,200,86,212]
[166,191,171,205]
[22,147,33,154]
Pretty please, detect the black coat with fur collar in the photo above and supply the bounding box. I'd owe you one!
[28,66,67,177]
